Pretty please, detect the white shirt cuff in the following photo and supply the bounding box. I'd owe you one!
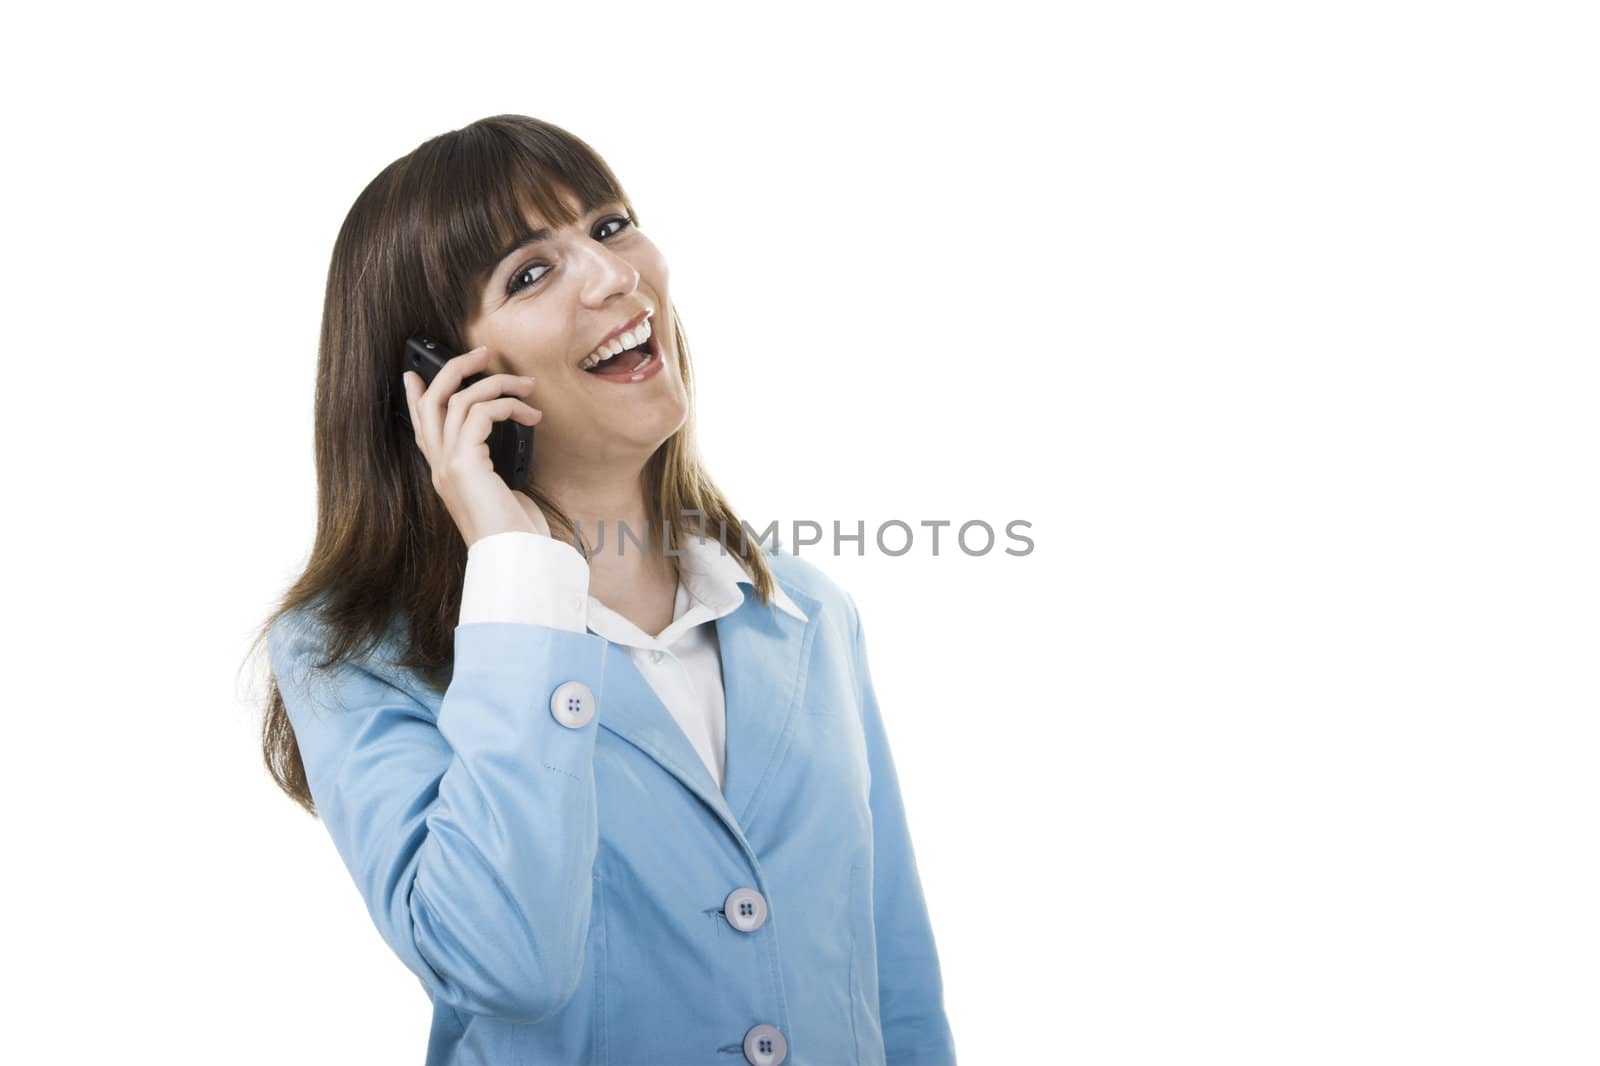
[459,531,590,631]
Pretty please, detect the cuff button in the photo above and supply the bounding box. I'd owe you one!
[549,680,596,728]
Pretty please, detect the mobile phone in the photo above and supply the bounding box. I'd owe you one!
[391,335,534,491]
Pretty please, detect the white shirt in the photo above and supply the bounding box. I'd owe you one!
[457,531,809,792]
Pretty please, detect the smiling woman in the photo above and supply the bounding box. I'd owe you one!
[461,181,684,475]
[246,114,957,1066]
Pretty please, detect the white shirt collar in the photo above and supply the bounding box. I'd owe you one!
[584,535,808,650]
[675,534,809,624]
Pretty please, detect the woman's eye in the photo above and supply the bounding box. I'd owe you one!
[506,262,549,295]
[595,213,636,240]
[505,214,637,297]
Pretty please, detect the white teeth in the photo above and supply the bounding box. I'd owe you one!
[580,316,653,369]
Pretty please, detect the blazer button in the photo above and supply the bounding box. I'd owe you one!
[723,887,769,932]
[549,680,596,729]
[739,1024,784,1062]
[742,1022,787,1065]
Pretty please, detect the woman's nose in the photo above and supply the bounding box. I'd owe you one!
[575,240,640,303]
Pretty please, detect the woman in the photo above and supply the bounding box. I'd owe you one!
[256,115,956,1066]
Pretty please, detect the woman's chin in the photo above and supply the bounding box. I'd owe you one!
[584,417,686,461]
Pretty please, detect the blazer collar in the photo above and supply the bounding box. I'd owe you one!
[674,534,809,624]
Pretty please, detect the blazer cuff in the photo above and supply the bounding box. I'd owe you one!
[460,531,590,631]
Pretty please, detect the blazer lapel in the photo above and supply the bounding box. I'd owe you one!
[592,575,822,843]
[716,578,821,829]
[595,651,740,833]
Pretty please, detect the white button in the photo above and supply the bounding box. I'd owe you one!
[650,650,665,664]
[723,886,768,932]
[743,1023,786,1065]
[549,680,595,729]
[574,594,586,612]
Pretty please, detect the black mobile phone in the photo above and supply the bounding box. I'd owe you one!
[392,335,534,490]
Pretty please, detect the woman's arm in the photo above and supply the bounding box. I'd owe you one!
[847,592,959,1065]
[269,593,608,1024]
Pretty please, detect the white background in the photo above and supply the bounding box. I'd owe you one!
[4,1,1596,1063]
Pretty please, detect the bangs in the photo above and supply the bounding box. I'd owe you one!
[405,117,631,339]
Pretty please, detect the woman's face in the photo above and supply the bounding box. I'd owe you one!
[461,186,687,478]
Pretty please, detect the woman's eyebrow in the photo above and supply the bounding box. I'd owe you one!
[491,200,621,269]
[492,227,554,267]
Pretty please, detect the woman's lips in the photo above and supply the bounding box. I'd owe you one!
[583,332,664,383]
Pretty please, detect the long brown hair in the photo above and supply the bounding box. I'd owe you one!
[246,115,778,816]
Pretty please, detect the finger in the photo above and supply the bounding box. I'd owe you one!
[442,371,536,451]
[424,345,490,434]
[445,370,533,416]
[436,345,490,398]
[467,397,543,431]
[436,347,495,449]
[458,398,543,452]
[400,372,424,446]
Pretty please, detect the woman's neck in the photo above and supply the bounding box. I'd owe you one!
[542,467,678,620]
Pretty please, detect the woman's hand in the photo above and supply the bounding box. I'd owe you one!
[399,345,552,547]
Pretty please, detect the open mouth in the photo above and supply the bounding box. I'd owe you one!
[582,327,659,377]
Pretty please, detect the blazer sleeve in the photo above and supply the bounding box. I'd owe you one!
[268,599,611,1025]
[847,592,959,1065]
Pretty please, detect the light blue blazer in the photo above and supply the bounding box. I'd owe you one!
[269,546,957,1066]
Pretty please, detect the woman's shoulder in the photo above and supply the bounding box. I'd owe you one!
[758,540,862,636]
[267,595,419,698]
